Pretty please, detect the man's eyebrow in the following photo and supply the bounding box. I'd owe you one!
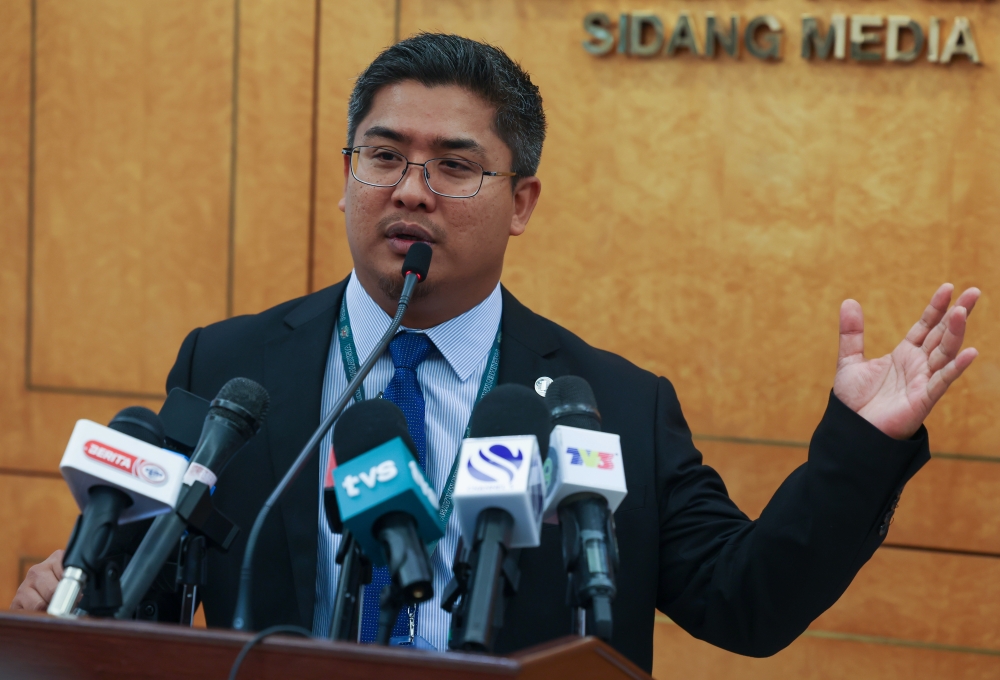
[362,126,410,143]
[432,136,487,159]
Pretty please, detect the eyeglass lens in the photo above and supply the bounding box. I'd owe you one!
[351,147,483,197]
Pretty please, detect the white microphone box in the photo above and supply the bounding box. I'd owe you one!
[452,435,546,548]
[59,419,189,523]
[543,425,627,519]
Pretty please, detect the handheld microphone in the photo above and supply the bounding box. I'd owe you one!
[232,242,432,632]
[443,384,551,653]
[48,407,180,618]
[331,399,443,644]
[543,376,626,641]
[115,377,270,620]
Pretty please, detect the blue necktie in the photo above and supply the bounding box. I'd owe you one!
[358,331,434,644]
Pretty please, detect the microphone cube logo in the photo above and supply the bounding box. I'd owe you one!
[84,440,167,486]
[340,460,397,497]
[467,444,524,485]
[567,447,615,470]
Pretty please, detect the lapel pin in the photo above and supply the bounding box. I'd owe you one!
[534,376,553,397]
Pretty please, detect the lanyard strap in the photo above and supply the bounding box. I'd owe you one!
[336,296,501,528]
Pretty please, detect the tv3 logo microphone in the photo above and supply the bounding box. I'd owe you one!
[566,448,614,470]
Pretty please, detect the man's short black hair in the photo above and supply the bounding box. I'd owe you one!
[348,33,546,180]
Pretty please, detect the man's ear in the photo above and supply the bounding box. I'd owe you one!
[338,152,351,213]
[509,176,542,237]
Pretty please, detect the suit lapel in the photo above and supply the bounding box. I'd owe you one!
[498,286,561,387]
[262,278,348,627]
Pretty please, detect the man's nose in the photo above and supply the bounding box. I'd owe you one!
[391,164,438,212]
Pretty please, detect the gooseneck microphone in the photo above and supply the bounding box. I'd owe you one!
[48,407,168,618]
[115,377,270,619]
[231,242,433,631]
[443,384,551,653]
[543,376,627,641]
[330,399,443,644]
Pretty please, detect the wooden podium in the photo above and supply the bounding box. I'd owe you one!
[0,611,652,680]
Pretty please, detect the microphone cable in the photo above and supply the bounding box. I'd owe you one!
[231,242,432,631]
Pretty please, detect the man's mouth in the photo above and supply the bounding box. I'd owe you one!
[384,223,435,255]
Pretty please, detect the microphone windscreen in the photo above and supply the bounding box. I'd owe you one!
[544,376,602,432]
[209,378,271,438]
[468,384,552,460]
[108,406,165,448]
[333,399,418,465]
[401,242,432,281]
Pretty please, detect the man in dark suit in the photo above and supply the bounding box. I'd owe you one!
[13,34,979,673]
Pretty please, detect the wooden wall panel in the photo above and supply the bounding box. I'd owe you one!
[0,476,80,609]
[652,622,1000,680]
[700,440,1000,554]
[311,0,397,291]
[394,0,1000,456]
[814,547,1000,651]
[29,0,233,395]
[231,0,316,317]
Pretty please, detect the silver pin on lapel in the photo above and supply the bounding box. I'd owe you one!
[534,376,553,397]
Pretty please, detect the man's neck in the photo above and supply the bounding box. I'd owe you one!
[353,269,500,330]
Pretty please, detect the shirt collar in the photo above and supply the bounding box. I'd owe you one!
[344,271,502,383]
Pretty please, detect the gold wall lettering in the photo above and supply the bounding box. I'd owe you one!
[583,12,982,64]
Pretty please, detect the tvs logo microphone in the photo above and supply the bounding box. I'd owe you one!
[83,440,168,486]
[467,444,524,484]
[567,447,615,470]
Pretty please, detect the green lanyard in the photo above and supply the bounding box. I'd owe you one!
[336,296,501,530]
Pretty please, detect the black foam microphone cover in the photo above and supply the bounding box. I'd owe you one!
[468,384,552,460]
[544,376,602,432]
[108,406,165,447]
[333,399,419,465]
[209,377,270,440]
[401,242,433,281]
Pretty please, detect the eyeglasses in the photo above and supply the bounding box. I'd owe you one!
[341,146,517,199]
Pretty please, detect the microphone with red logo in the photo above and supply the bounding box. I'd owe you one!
[542,376,627,642]
[115,377,270,620]
[47,406,186,618]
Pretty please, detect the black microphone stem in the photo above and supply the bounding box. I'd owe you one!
[231,273,420,631]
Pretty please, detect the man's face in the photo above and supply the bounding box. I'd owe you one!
[340,81,538,303]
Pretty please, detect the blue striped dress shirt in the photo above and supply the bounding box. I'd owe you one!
[313,272,503,650]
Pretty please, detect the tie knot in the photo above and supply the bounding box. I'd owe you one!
[389,332,434,371]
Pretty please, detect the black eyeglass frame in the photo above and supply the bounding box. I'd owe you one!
[341,146,517,198]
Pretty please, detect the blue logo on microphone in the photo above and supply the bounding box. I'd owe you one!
[467,444,523,484]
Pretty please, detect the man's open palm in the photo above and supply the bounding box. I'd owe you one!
[834,284,980,440]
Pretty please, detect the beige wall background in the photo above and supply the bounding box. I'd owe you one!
[1,0,998,676]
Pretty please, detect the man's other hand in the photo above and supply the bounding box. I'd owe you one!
[11,550,64,612]
[834,283,980,440]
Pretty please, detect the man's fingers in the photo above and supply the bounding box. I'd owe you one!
[928,306,967,372]
[955,287,981,317]
[927,347,978,405]
[839,299,865,364]
[922,287,980,356]
[905,283,954,347]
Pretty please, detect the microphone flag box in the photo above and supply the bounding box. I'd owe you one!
[59,419,190,523]
[333,437,445,566]
[543,425,627,520]
[453,435,546,549]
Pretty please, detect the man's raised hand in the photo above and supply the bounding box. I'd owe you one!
[833,284,980,440]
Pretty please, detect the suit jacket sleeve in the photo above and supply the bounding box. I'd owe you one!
[654,379,929,656]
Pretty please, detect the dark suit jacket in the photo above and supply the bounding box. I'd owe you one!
[165,277,928,672]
